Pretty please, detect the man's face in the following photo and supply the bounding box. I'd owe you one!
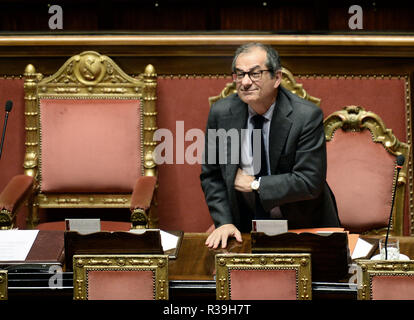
[234,47,281,109]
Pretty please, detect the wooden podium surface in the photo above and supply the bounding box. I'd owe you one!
[169,233,250,281]
[5,232,414,300]
[166,233,252,300]
[0,231,65,271]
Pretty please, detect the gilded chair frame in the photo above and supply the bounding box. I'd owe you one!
[22,51,158,228]
[73,254,168,300]
[215,253,312,300]
[0,270,7,300]
[356,259,414,300]
[324,106,410,236]
[208,67,321,107]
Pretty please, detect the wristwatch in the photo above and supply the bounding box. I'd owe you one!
[251,178,260,191]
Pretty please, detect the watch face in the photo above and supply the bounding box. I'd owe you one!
[251,180,259,190]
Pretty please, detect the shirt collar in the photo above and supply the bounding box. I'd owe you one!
[248,102,276,122]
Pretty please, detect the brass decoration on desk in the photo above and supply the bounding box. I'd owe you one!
[0,270,7,300]
[73,254,168,300]
[208,67,321,107]
[131,208,149,229]
[356,259,414,300]
[215,253,312,300]
[20,51,158,229]
[0,209,12,230]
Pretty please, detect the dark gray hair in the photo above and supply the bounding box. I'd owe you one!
[231,43,281,77]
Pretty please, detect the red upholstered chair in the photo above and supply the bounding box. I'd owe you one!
[215,253,312,300]
[0,270,7,300]
[324,106,410,235]
[73,254,168,300]
[357,259,414,300]
[0,51,158,231]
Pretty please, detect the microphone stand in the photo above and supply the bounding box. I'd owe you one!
[384,158,404,260]
[0,111,9,160]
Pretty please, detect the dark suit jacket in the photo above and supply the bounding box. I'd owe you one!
[201,86,340,232]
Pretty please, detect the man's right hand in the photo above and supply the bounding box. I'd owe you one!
[205,224,242,249]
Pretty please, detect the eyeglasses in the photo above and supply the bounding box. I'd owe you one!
[232,69,271,82]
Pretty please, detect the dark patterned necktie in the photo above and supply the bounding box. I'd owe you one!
[251,114,269,219]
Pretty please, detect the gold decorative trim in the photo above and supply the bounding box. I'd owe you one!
[296,74,408,80]
[405,77,414,235]
[23,51,158,228]
[356,260,414,300]
[159,73,408,80]
[208,67,321,107]
[131,208,149,229]
[324,105,410,235]
[73,254,168,300]
[0,75,23,79]
[324,106,407,155]
[0,270,7,300]
[157,74,231,79]
[37,193,131,208]
[0,209,13,230]
[3,34,414,48]
[215,253,311,300]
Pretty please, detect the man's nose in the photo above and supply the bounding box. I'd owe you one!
[241,73,252,86]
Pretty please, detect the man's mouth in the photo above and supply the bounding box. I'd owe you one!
[241,88,257,93]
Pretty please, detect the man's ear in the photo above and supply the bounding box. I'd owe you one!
[273,70,282,89]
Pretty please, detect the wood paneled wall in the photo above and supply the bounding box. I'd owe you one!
[0,1,414,32]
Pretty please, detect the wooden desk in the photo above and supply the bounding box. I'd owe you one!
[169,233,250,281]
[13,232,413,300]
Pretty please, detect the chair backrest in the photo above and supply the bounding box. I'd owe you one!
[324,106,410,235]
[73,254,168,300]
[23,51,158,227]
[208,67,321,107]
[0,270,7,300]
[215,253,312,300]
[357,259,414,300]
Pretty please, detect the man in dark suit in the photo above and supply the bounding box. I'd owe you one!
[201,43,340,249]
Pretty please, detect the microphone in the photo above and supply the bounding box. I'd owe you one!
[384,154,405,260]
[0,100,13,160]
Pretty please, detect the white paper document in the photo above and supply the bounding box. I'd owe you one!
[352,238,374,259]
[252,220,288,236]
[160,230,179,252]
[0,230,39,261]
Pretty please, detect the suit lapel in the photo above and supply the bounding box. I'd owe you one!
[217,89,294,179]
[269,87,293,173]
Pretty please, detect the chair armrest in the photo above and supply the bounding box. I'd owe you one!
[130,176,157,210]
[0,175,34,229]
[130,176,157,229]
